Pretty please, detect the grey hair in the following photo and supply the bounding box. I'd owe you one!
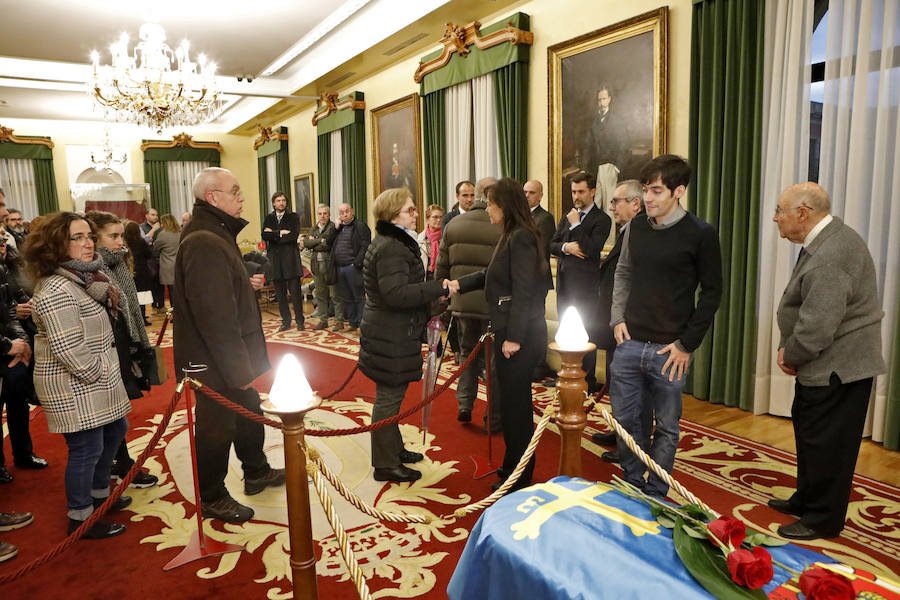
[783,182,831,213]
[475,177,498,201]
[192,167,231,201]
[618,179,644,206]
[316,203,330,212]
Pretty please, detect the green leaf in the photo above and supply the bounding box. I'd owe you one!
[682,523,709,539]
[681,503,716,522]
[673,517,769,600]
[656,513,676,529]
[744,533,789,548]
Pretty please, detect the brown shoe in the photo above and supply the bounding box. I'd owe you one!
[331,321,345,332]
[0,540,18,563]
[340,325,355,333]
[313,320,328,330]
[0,511,33,532]
[244,468,286,496]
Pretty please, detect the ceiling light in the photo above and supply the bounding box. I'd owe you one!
[89,22,219,133]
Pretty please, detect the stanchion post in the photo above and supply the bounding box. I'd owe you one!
[549,342,595,478]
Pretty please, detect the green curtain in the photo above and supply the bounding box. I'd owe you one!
[32,159,59,214]
[275,144,291,210]
[422,89,446,209]
[318,134,331,208]
[340,122,367,216]
[883,291,900,449]
[143,160,171,216]
[257,156,268,221]
[685,0,765,410]
[493,61,529,184]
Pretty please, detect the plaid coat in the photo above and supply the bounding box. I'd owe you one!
[31,270,130,433]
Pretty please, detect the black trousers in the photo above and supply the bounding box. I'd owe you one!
[0,361,34,466]
[557,291,599,390]
[789,373,872,534]
[274,277,304,327]
[195,387,270,502]
[494,319,547,485]
[151,279,165,309]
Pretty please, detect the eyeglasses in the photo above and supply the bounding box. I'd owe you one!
[774,203,807,216]
[212,187,244,198]
[402,206,418,215]
[609,196,632,207]
[70,234,97,245]
[427,213,443,220]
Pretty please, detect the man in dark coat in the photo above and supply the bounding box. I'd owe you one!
[549,171,612,392]
[174,167,284,524]
[300,204,340,330]
[581,85,628,178]
[524,179,556,384]
[262,191,304,331]
[333,203,371,333]
[441,180,475,230]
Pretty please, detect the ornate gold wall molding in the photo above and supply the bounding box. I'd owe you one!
[252,125,289,150]
[413,20,534,83]
[0,125,55,148]
[311,92,366,126]
[139,132,223,152]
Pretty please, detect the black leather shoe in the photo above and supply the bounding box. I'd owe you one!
[768,498,803,516]
[0,466,12,483]
[373,465,421,482]
[482,422,502,434]
[14,455,48,470]
[313,320,329,330]
[245,468,286,495]
[399,450,423,464]
[777,520,840,540]
[592,431,617,446]
[457,409,472,422]
[601,451,620,464]
[93,495,132,512]
[277,324,291,332]
[68,518,126,539]
[297,322,305,331]
[201,495,254,523]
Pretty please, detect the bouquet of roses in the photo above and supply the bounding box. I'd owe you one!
[613,477,855,600]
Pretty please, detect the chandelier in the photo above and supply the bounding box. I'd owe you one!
[91,128,127,174]
[90,23,219,133]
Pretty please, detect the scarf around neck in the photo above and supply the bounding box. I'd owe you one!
[97,246,149,347]
[59,255,121,316]
[425,226,441,272]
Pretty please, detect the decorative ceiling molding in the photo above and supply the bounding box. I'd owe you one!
[0,125,55,148]
[139,132,223,153]
[311,91,366,126]
[252,125,289,150]
[413,20,534,83]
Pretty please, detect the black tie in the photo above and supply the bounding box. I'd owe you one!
[795,247,808,268]
[578,210,585,221]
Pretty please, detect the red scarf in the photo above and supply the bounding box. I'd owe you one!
[425,226,441,272]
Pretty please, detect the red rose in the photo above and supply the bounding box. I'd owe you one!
[726,547,774,589]
[799,567,854,600]
[257,241,266,251]
[707,517,747,548]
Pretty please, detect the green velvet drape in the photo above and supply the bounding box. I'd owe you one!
[275,143,291,210]
[257,156,268,221]
[422,89,446,209]
[340,122,367,216]
[685,0,765,410]
[32,159,59,214]
[884,293,900,449]
[493,61,529,184]
[317,134,331,208]
[143,160,171,216]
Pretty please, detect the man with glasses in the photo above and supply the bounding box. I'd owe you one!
[768,182,884,540]
[4,210,26,248]
[435,177,502,432]
[173,167,285,523]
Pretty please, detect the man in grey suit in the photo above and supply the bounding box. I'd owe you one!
[769,182,885,541]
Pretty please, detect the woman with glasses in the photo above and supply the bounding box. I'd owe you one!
[358,189,452,483]
[22,212,131,539]
[151,214,181,310]
[416,204,444,280]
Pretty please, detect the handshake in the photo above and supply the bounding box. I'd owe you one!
[441,279,460,297]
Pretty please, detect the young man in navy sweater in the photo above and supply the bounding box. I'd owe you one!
[609,154,722,498]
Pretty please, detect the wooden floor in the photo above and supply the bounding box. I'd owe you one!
[682,394,900,487]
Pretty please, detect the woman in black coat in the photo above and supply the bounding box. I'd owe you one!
[124,221,154,325]
[455,177,552,492]
[359,188,451,483]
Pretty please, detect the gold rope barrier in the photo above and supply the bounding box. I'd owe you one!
[306,462,374,600]
[596,405,719,516]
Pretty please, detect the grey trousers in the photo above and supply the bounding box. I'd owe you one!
[456,317,502,428]
[370,382,409,468]
[312,275,343,322]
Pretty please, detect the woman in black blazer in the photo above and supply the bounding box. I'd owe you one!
[456,178,552,492]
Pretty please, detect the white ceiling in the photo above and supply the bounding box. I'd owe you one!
[0,0,463,133]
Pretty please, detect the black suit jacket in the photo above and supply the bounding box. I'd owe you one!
[549,205,612,323]
[441,208,460,232]
[457,227,551,343]
[531,205,556,263]
[261,210,301,280]
[582,108,628,175]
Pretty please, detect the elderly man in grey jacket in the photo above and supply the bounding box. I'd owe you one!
[770,182,885,541]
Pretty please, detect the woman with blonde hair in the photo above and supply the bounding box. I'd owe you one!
[416,204,444,279]
[151,214,181,309]
[358,188,452,483]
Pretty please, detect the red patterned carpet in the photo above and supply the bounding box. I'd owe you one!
[1,316,898,599]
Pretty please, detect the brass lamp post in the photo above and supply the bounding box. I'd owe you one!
[549,307,595,478]
[261,354,323,600]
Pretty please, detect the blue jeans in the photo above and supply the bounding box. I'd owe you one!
[62,416,129,520]
[337,264,364,327]
[610,340,688,497]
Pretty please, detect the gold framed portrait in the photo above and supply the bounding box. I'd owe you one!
[371,93,424,229]
[547,7,668,217]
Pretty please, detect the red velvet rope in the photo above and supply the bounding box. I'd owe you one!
[0,389,184,584]
[317,363,359,400]
[195,339,486,437]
